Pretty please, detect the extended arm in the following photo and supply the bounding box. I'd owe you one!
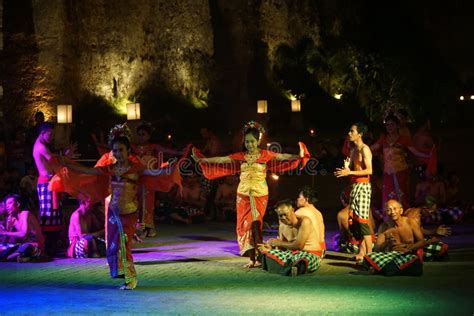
[407,146,430,159]
[61,156,102,175]
[422,225,451,237]
[274,143,306,161]
[191,148,232,164]
[406,218,437,252]
[274,153,300,161]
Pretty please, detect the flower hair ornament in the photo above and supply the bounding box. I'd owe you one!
[108,123,132,146]
[243,121,265,136]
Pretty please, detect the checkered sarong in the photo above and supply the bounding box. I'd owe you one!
[70,238,88,258]
[424,241,448,260]
[364,251,419,271]
[333,233,359,254]
[37,183,63,228]
[349,182,371,220]
[262,248,322,275]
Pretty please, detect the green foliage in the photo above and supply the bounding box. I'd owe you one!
[188,88,209,109]
[109,95,137,115]
[271,38,429,122]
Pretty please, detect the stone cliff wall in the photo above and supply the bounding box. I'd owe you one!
[1,0,324,123]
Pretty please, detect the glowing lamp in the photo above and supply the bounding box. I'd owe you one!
[309,129,316,137]
[291,99,301,112]
[167,134,172,140]
[126,103,141,120]
[257,100,268,114]
[334,93,342,100]
[57,105,73,123]
[459,96,464,101]
[471,95,474,100]
[271,173,279,180]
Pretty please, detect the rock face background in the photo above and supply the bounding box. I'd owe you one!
[0,0,325,128]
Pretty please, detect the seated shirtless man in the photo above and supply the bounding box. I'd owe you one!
[0,194,45,262]
[259,199,325,276]
[68,200,106,258]
[404,206,450,261]
[364,199,437,276]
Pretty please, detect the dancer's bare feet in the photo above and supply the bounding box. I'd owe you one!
[133,233,143,243]
[243,261,255,268]
[119,279,137,290]
[243,260,262,268]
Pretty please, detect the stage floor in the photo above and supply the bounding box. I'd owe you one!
[1,222,474,315]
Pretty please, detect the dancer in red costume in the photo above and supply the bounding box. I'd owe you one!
[132,122,182,238]
[192,121,310,268]
[52,124,184,290]
[371,115,430,209]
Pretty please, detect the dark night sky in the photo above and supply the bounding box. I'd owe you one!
[354,1,474,86]
[422,3,474,83]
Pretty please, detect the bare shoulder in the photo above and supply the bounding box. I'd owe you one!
[20,210,31,218]
[70,210,80,220]
[300,216,312,227]
[362,145,372,155]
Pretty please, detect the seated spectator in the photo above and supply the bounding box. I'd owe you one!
[0,194,45,262]
[155,200,192,225]
[214,176,238,221]
[363,199,437,276]
[180,174,205,210]
[168,174,206,223]
[436,171,465,223]
[259,199,325,276]
[404,207,450,261]
[415,170,446,207]
[67,200,105,258]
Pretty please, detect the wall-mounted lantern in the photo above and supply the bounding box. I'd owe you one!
[257,100,268,114]
[127,103,141,120]
[291,99,301,112]
[57,105,73,124]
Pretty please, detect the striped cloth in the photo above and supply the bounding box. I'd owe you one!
[349,182,371,221]
[424,240,449,260]
[68,237,89,258]
[37,183,63,229]
[364,250,422,276]
[261,248,322,276]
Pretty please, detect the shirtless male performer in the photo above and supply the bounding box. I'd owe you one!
[334,122,373,262]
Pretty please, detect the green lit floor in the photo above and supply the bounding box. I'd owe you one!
[1,222,473,315]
